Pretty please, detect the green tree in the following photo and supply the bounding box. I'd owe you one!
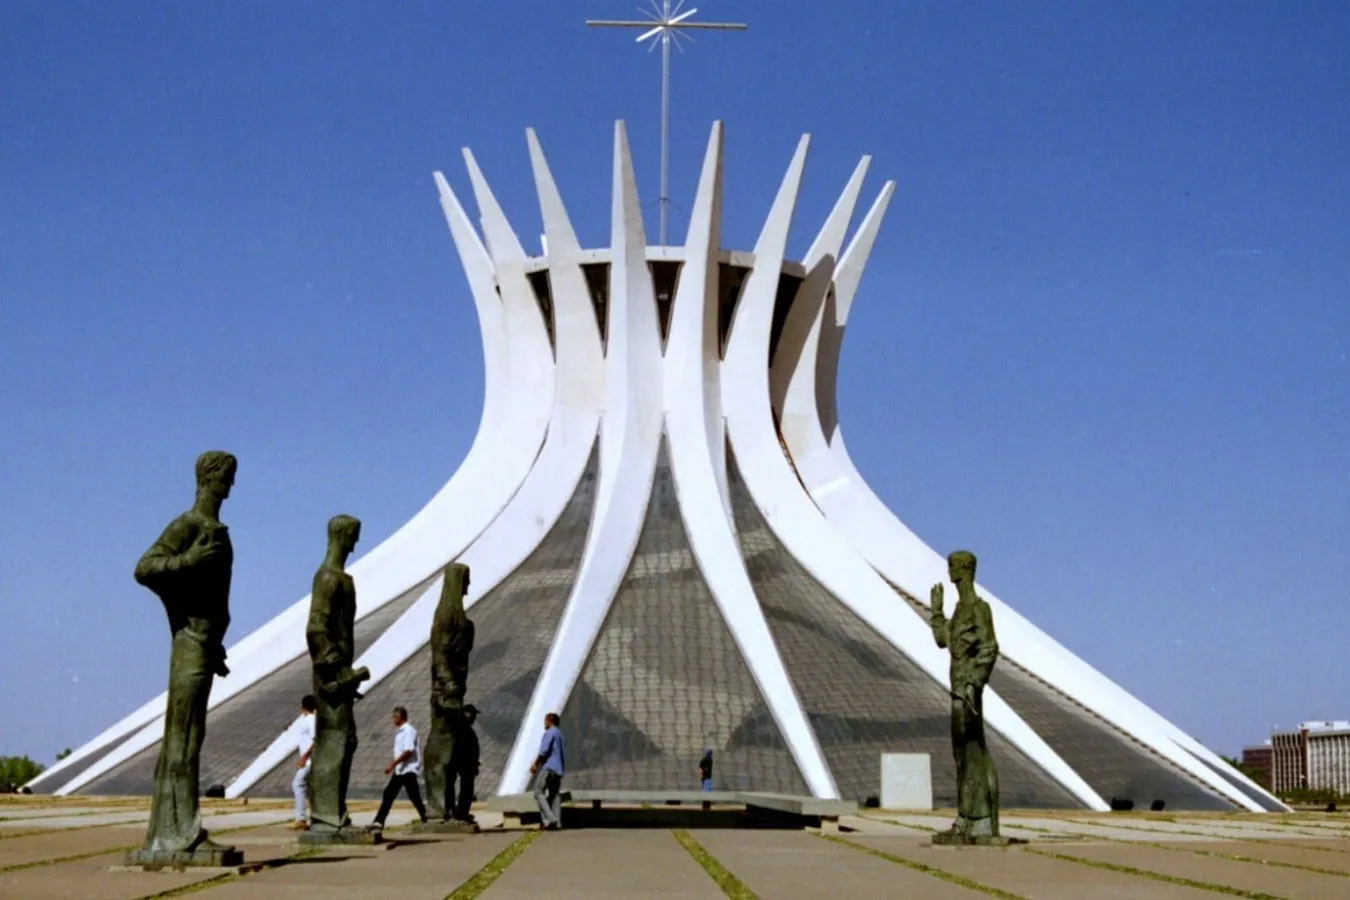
[55,748,72,761]
[0,756,45,792]
[1219,755,1261,782]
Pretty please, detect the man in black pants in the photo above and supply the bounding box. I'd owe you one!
[451,705,481,823]
[369,707,427,832]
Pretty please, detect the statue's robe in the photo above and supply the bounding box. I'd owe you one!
[307,564,359,830]
[930,593,1001,831]
[134,512,232,853]
[425,563,473,820]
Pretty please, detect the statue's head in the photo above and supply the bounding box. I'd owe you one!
[947,550,977,586]
[328,514,362,554]
[195,451,237,500]
[439,562,471,627]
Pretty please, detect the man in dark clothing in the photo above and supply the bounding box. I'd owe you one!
[698,748,714,792]
[451,705,481,823]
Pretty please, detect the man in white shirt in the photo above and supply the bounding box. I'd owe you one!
[290,695,317,830]
[369,706,428,831]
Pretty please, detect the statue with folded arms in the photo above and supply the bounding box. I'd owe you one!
[130,451,240,864]
[930,550,1003,842]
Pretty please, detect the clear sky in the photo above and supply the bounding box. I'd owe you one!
[1,1,1346,767]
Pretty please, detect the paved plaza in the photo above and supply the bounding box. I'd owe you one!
[3,797,1349,899]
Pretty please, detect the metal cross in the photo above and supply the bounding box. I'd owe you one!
[588,2,747,245]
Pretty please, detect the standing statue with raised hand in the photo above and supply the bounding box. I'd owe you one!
[929,549,1005,844]
[422,563,475,830]
[128,451,242,868]
[304,514,373,843]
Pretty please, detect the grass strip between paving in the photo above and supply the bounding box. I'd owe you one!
[672,829,758,900]
[1010,822,1350,877]
[821,834,1031,900]
[0,819,141,842]
[1026,847,1295,900]
[131,846,326,900]
[1073,818,1350,853]
[444,830,540,900]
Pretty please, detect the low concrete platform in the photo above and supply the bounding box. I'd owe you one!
[486,791,855,830]
[298,827,383,846]
[120,844,245,870]
[411,819,479,835]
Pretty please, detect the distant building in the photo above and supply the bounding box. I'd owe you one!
[1241,743,1272,791]
[1272,721,1350,794]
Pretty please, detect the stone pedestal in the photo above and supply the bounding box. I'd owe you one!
[930,833,1026,847]
[880,753,933,810]
[412,819,479,835]
[299,828,383,846]
[122,845,244,871]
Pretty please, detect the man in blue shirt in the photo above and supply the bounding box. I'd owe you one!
[529,712,565,831]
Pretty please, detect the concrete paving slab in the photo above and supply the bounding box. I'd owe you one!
[1086,817,1318,841]
[850,836,1218,900]
[842,815,930,835]
[1043,842,1349,900]
[1002,816,1217,843]
[202,831,519,900]
[697,830,983,899]
[0,859,219,899]
[0,811,147,830]
[0,825,144,871]
[0,807,113,821]
[483,830,723,900]
[201,810,293,829]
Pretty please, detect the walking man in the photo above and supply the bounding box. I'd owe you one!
[698,747,714,792]
[529,712,565,831]
[290,695,317,830]
[369,707,427,832]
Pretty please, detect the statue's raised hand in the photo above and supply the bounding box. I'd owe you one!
[930,583,945,613]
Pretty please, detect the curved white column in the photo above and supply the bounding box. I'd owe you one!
[500,122,665,794]
[775,182,1276,812]
[723,137,1107,812]
[54,170,548,797]
[660,122,837,797]
[227,139,603,798]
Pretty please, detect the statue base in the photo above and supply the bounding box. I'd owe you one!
[412,819,479,835]
[121,846,244,871]
[930,833,1025,847]
[299,828,383,846]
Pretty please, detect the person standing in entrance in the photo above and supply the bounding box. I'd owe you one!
[369,706,427,832]
[290,695,317,830]
[698,747,714,792]
[529,712,565,831]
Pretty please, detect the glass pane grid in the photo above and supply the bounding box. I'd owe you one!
[560,438,809,794]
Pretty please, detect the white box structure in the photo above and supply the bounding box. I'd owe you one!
[881,754,933,811]
[28,122,1286,813]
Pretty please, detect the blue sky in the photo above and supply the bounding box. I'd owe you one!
[1,1,1346,766]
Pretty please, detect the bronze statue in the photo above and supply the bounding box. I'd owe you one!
[129,451,240,866]
[930,550,1003,843]
[305,514,371,836]
[423,563,474,823]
